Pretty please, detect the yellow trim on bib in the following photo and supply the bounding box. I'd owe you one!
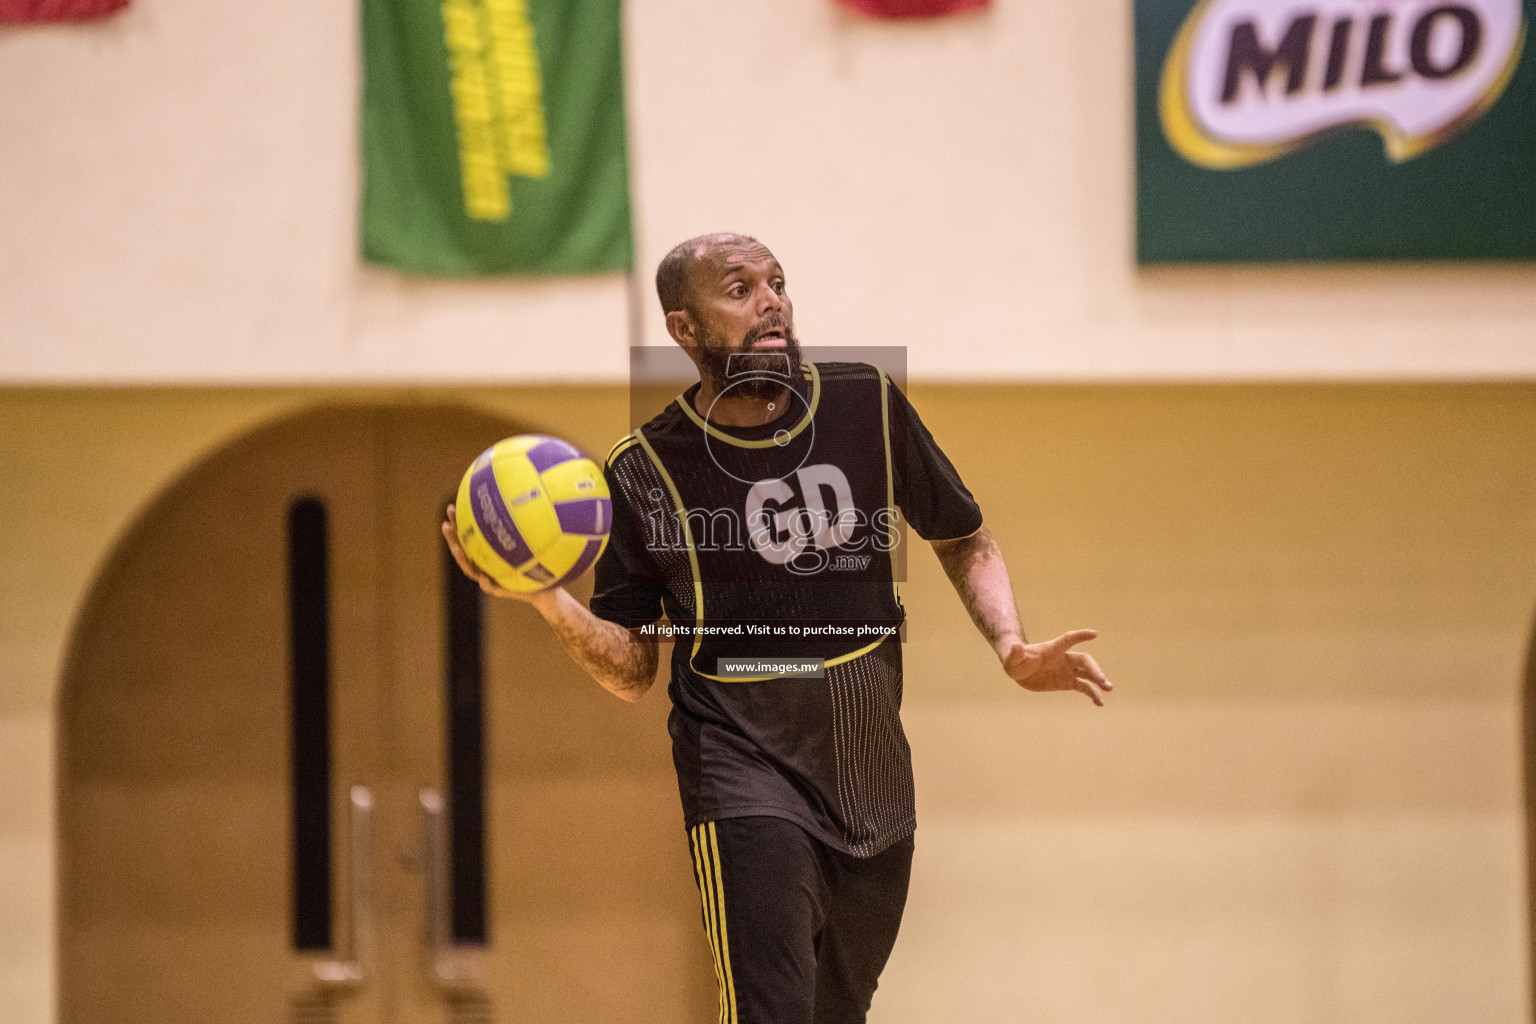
[877,368,901,605]
[633,427,708,675]
[676,362,821,449]
[605,433,641,468]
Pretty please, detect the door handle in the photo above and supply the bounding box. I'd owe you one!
[314,785,374,988]
[419,788,481,989]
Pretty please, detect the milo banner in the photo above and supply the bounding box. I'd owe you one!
[1137,0,1536,261]
[362,0,632,275]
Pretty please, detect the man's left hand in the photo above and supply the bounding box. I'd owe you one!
[999,629,1112,706]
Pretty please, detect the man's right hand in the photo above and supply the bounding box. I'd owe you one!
[442,504,553,605]
[442,504,658,702]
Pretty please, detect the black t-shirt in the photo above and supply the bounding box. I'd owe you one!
[591,362,982,856]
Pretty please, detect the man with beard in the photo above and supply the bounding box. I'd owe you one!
[443,233,1111,1024]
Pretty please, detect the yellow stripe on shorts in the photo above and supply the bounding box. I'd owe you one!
[706,822,738,1024]
[690,826,725,1024]
[690,823,738,1024]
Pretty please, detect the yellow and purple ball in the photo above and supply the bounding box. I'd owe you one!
[454,434,612,593]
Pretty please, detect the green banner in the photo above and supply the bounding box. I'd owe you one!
[1137,0,1536,262]
[362,0,632,275]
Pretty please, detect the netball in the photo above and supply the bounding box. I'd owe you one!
[454,434,611,593]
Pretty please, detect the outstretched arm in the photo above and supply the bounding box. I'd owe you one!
[929,525,1112,706]
[443,505,660,703]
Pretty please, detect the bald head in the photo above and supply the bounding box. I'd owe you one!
[655,232,775,315]
[654,232,799,398]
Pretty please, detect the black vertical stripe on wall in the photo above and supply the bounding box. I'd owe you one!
[445,544,489,944]
[288,498,333,951]
[1524,607,1536,1015]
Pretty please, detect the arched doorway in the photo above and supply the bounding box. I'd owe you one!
[58,404,710,1024]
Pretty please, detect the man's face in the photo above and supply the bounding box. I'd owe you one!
[682,242,801,398]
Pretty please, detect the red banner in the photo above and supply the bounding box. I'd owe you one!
[835,0,989,17]
[0,0,128,22]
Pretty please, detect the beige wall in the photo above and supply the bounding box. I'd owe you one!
[2,384,1533,1021]
[887,385,1536,1022]
[3,0,1536,383]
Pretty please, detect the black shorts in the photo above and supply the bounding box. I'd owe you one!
[687,816,915,1024]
